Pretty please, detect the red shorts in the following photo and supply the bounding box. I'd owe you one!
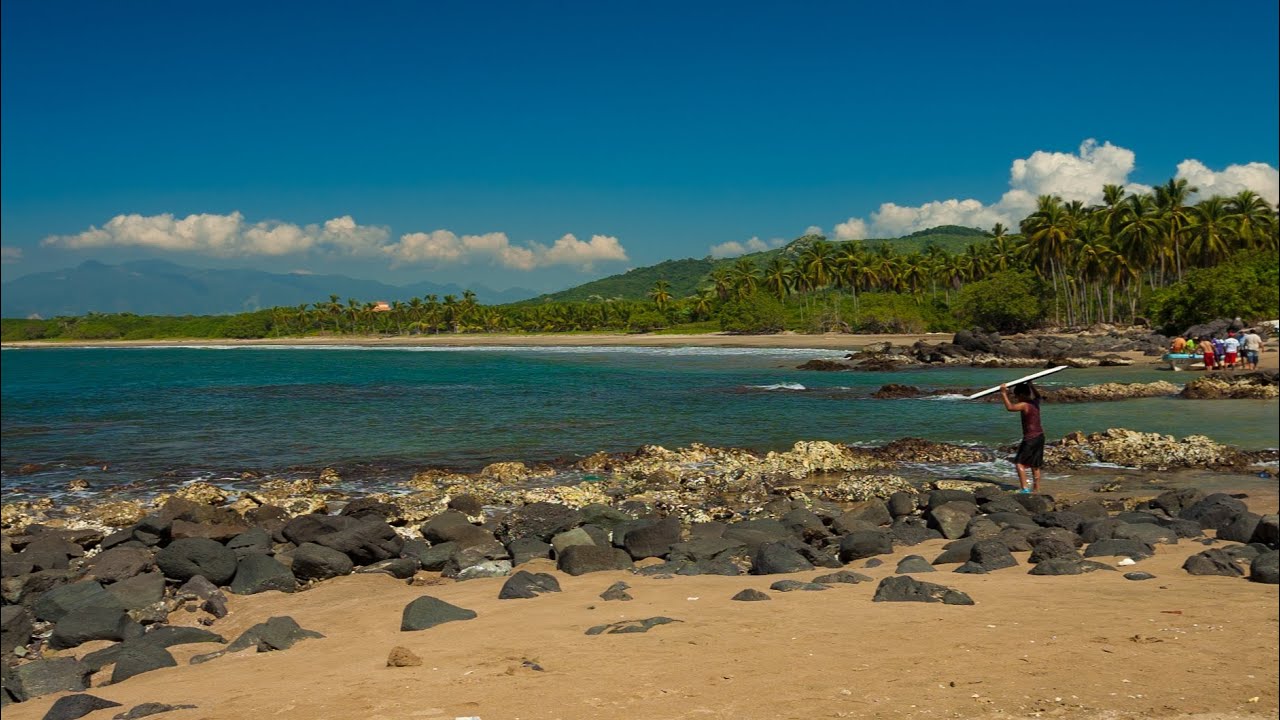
[1225,352,1237,365]
[1203,352,1215,368]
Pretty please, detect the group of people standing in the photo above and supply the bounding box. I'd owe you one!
[1170,329,1264,371]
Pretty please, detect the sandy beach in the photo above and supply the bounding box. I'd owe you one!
[6,514,1277,720]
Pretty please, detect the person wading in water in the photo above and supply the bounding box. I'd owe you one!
[1000,381,1044,493]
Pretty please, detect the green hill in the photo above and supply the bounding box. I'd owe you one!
[526,225,989,303]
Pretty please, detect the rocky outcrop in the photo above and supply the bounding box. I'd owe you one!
[1180,371,1279,400]
[1047,428,1256,469]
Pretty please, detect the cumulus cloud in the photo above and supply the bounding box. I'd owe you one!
[709,236,770,259]
[383,230,627,270]
[1,246,22,264]
[41,211,629,272]
[42,212,390,257]
[804,225,825,237]
[1176,159,1279,205]
[836,139,1278,238]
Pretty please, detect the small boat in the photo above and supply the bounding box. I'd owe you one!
[1161,352,1203,371]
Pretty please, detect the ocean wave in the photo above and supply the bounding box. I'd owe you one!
[749,382,807,391]
[924,393,970,401]
[58,344,840,359]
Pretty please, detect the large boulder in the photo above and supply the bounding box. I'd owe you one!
[622,517,681,559]
[1,605,33,655]
[506,538,553,566]
[750,542,814,575]
[1112,523,1178,546]
[156,538,237,585]
[1252,515,1279,547]
[838,500,892,528]
[1249,550,1278,584]
[556,545,634,576]
[497,571,562,599]
[49,606,142,650]
[110,643,177,684]
[400,596,477,631]
[500,502,582,542]
[967,539,1018,571]
[84,546,154,584]
[32,580,122,623]
[1182,549,1244,577]
[872,576,974,605]
[928,502,977,540]
[1084,538,1154,560]
[1218,513,1263,544]
[229,555,297,595]
[228,616,325,651]
[290,543,355,582]
[838,530,893,562]
[312,519,403,565]
[38,694,122,720]
[1179,494,1247,530]
[3,657,91,701]
[282,514,357,545]
[1033,511,1086,534]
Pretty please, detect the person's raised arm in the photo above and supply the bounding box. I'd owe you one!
[999,383,1025,412]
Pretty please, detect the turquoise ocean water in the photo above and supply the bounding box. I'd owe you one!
[2,346,1277,497]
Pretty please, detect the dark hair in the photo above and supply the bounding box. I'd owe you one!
[1013,381,1038,401]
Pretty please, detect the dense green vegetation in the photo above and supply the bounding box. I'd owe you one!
[3,184,1275,342]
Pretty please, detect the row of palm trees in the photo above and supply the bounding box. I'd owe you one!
[651,184,1275,328]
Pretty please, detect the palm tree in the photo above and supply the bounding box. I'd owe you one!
[761,256,794,300]
[1020,195,1075,325]
[1114,194,1163,282]
[1226,190,1278,251]
[798,240,836,292]
[1186,197,1235,267]
[1153,178,1197,280]
[730,258,760,299]
[648,280,673,311]
[708,267,734,301]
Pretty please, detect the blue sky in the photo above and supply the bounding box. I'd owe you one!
[3,0,1277,290]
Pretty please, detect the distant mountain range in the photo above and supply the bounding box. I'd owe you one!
[529,225,990,303]
[0,260,538,318]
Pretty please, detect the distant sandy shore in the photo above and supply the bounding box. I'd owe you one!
[2,332,948,350]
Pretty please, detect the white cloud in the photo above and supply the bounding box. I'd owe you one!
[1176,159,1279,205]
[708,236,769,259]
[42,212,390,257]
[41,212,628,272]
[804,225,825,236]
[836,139,1278,238]
[1,246,22,264]
[382,230,627,270]
[833,217,868,240]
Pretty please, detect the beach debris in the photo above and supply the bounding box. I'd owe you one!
[386,645,423,667]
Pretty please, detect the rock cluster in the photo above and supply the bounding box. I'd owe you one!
[1181,371,1279,400]
[1047,429,1258,469]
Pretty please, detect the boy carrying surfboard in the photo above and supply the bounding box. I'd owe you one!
[1000,381,1044,493]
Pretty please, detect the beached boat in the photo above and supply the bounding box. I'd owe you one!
[1162,352,1204,371]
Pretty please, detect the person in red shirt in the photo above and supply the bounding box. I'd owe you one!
[1000,381,1044,493]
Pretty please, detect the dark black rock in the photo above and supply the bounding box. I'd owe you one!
[400,596,477,631]
[599,581,633,601]
[1218,513,1263,543]
[229,554,296,595]
[1027,526,1083,548]
[1084,538,1154,560]
[979,496,1029,517]
[888,516,939,546]
[1028,558,1113,576]
[139,625,225,649]
[228,616,324,650]
[506,537,553,566]
[964,516,1003,539]
[281,514,357,545]
[1112,523,1178,546]
[290,542,355,582]
[39,693,121,720]
[1158,518,1205,538]
[1115,511,1160,525]
[175,575,228,618]
[1065,500,1109,520]
[1029,538,1081,564]
[226,528,273,559]
[1080,518,1124,543]
[578,504,633,531]
[863,558,884,568]
[1151,488,1205,517]
[497,571,562,599]
[838,500,892,528]
[997,527,1032,552]
[895,555,936,573]
[500,502,583,542]
[887,492,917,518]
[155,538,237,585]
[1,605,33,655]
[1012,493,1055,514]
[928,502,977,539]
[623,517,681,560]
[112,702,199,719]
[1124,571,1157,581]
[32,580,122,622]
[555,545,634,576]
[837,530,892,562]
[872,575,974,605]
[1182,549,1244,577]
[110,643,177,684]
[585,617,680,635]
[312,519,404,565]
[931,538,977,565]
[1248,550,1278,584]
[769,579,829,592]
[781,508,829,541]
[811,570,872,584]
[1252,514,1279,547]
[5,657,91,701]
[926,490,976,510]
[413,541,459,572]
[85,547,153,584]
[953,561,988,574]
[49,606,142,650]
[731,589,770,601]
[339,498,398,522]
[750,542,814,575]
[446,494,485,517]
[1179,494,1247,530]
[357,558,418,579]
[105,572,165,612]
[1033,511,1086,534]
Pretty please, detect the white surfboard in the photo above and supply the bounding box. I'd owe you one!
[965,365,1069,400]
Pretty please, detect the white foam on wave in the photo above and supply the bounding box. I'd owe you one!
[750,382,807,391]
[925,393,970,401]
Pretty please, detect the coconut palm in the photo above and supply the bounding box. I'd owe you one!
[1153,178,1197,280]
[648,280,673,311]
[1226,190,1278,250]
[730,258,761,299]
[1186,196,1235,267]
[761,256,794,300]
